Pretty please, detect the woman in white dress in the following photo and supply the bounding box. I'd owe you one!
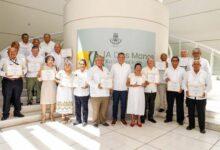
[56,59,74,123]
[127,63,146,127]
[39,55,57,123]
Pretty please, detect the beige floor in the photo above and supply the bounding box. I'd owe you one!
[0,117,220,150]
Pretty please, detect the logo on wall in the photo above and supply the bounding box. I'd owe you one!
[109,33,122,46]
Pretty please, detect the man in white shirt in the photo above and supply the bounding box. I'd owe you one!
[157,53,168,112]
[164,56,185,125]
[88,55,111,127]
[0,47,27,120]
[183,60,211,134]
[40,33,55,56]
[179,49,190,71]
[110,52,131,125]
[26,46,44,105]
[32,38,44,57]
[19,33,33,57]
[50,43,64,70]
[141,57,159,123]
[187,48,210,74]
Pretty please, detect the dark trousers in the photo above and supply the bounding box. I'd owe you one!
[112,90,128,120]
[166,91,184,123]
[141,93,156,122]
[74,96,89,123]
[187,98,206,130]
[2,78,23,117]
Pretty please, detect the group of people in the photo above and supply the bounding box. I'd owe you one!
[0,33,212,134]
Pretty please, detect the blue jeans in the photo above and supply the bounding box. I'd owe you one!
[112,90,128,120]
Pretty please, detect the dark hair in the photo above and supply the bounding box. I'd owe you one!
[32,46,39,50]
[32,38,40,42]
[118,52,125,57]
[21,33,29,38]
[44,33,51,37]
[80,59,87,66]
[171,56,179,62]
[45,55,55,63]
[134,63,142,69]
[11,41,19,47]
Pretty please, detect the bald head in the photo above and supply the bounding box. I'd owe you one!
[54,43,62,54]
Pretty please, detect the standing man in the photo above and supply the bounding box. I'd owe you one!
[157,53,168,112]
[179,49,190,71]
[88,55,111,127]
[141,57,159,123]
[110,52,131,125]
[184,60,211,133]
[50,43,64,70]
[19,33,32,57]
[40,33,55,56]
[26,46,44,105]
[164,56,185,125]
[188,48,210,74]
[0,47,27,120]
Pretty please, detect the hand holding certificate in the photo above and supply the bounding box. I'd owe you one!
[7,65,23,77]
[156,62,166,71]
[188,84,205,97]
[100,78,113,89]
[73,76,86,88]
[41,70,55,81]
[167,81,181,92]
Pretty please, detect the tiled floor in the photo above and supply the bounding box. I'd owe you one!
[0,118,220,150]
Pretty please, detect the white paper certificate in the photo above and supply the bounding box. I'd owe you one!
[188,84,205,97]
[41,70,55,81]
[147,73,156,83]
[28,63,41,72]
[61,48,72,58]
[167,81,180,92]
[101,78,113,89]
[73,77,86,88]
[156,62,166,71]
[7,65,23,76]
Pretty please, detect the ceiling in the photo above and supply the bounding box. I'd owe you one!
[0,0,220,51]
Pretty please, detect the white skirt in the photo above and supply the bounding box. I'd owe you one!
[126,87,145,115]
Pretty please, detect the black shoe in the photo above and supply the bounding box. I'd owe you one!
[82,122,87,127]
[200,129,206,134]
[21,103,23,106]
[14,113,24,118]
[148,119,157,123]
[1,116,8,121]
[121,119,127,125]
[102,122,109,126]
[164,119,172,123]
[111,119,117,125]
[36,100,40,104]
[27,102,33,105]
[93,123,99,127]
[158,108,165,112]
[178,122,184,125]
[73,122,81,125]
[186,126,195,130]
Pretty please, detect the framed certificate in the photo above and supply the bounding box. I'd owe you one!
[167,81,180,92]
[73,77,86,88]
[61,48,72,58]
[101,78,113,89]
[147,73,156,83]
[7,65,23,76]
[188,84,205,97]
[41,70,55,81]
[28,63,41,72]
[156,62,166,71]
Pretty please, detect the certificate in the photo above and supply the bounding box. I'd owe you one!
[156,62,166,71]
[130,77,144,86]
[7,65,23,76]
[147,73,156,83]
[101,78,113,89]
[60,78,73,87]
[167,81,180,92]
[73,77,86,88]
[41,70,55,81]
[61,48,72,58]
[28,63,41,72]
[188,84,205,97]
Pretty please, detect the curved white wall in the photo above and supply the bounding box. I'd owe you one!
[64,0,169,66]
